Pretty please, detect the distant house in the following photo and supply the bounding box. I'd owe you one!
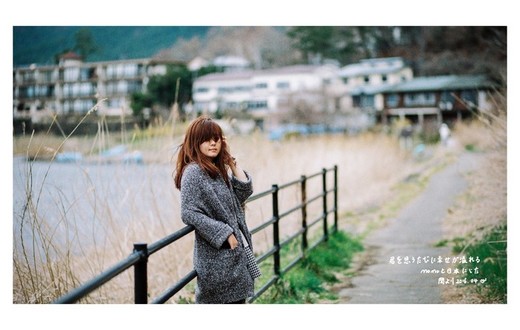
[13,53,184,123]
[338,57,413,111]
[187,56,209,72]
[191,64,341,129]
[212,55,251,72]
[379,74,496,127]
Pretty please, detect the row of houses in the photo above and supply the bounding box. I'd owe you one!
[13,53,496,133]
[13,52,185,124]
[191,56,496,131]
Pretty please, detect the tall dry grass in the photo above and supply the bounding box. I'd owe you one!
[441,91,507,303]
[13,115,424,303]
[445,93,507,240]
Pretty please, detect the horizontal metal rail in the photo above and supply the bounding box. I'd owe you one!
[53,165,339,304]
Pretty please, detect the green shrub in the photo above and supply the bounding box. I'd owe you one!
[256,230,363,303]
[452,224,507,303]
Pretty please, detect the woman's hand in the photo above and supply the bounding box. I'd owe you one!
[223,136,247,182]
[227,234,239,250]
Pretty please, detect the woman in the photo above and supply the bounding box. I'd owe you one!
[174,116,260,304]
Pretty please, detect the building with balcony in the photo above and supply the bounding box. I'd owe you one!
[13,52,182,124]
[379,74,496,127]
[338,57,414,111]
[191,64,342,129]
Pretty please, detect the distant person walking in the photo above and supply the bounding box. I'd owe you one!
[174,116,261,304]
[399,125,414,150]
[439,123,451,146]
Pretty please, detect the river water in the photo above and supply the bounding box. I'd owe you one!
[12,156,183,258]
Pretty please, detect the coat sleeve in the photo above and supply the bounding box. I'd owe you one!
[180,166,233,249]
[230,171,253,205]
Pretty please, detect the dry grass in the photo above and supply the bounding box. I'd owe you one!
[13,117,426,304]
[440,98,507,303]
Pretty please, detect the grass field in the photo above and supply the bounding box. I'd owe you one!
[12,110,506,304]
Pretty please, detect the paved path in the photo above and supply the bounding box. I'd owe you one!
[338,151,482,303]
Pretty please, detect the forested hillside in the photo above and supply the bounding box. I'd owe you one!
[14,26,506,82]
[13,26,210,66]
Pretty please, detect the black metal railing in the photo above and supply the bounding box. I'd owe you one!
[53,165,338,304]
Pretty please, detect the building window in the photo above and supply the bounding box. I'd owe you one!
[255,82,268,89]
[386,93,399,107]
[276,81,290,89]
[382,74,387,82]
[342,77,348,84]
[41,70,54,83]
[247,100,268,110]
[217,86,233,94]
[22,71,36,83]
[234,85,251,92]
[404,92,436,106]
[460,89,477,106]
[80,67,96,80]
[364,76,370,84]
[195,87,209,93]
[64,68,80,82]
[117,80,128,94]
[353,94,374,108]
[127,81,142,93]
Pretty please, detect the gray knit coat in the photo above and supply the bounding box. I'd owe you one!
[180,163,255,303]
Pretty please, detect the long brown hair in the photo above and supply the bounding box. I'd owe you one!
[174,116,233,189]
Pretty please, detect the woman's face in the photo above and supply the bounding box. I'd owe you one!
[199,137,221,159]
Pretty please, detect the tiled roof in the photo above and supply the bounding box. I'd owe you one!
[381,75,495,93]
[60,51,82,60]
[340,57,406,77]
[196,70,255,82]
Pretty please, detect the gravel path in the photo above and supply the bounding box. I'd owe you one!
[337,151,482,303]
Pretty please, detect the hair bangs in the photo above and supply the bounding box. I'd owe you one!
[196,118,223,145]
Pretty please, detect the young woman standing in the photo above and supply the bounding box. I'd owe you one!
[174,116,261,304]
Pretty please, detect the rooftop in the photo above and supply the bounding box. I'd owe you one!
[381,75,495,93]
[340,57,407,77]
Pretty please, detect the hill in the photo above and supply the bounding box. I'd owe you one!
[13,26,210,67]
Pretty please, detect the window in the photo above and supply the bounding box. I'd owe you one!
[342,77,348,84]
[353,94,374,108]
[73,99,94,113]
[276,81,290,89]
[195,87,209,93]
[404,92,436,106]
[460,90,477,106]
[64,68,80,82]
[217,86,233,94]
[117,80,128,93]
[386,93,399,107]
[255,82,268,89]
[382,74,387,82]
[364,76,370,84]
[22,71,35,83]
[127,81,142,93]
[41,70,54,83]
[80,82,94,96]
[247,100,268,110]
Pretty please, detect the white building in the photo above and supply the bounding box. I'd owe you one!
[13,52,182,123]
[338,57,413,111]
[191,64,342,128]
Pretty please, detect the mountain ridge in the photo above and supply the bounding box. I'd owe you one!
[13,26,210,67]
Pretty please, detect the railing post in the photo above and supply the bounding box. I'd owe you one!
[133,243,148,304]
[322,168,329,241]
[334,165,338,233]
[272,184,281,277]
[300,175,308,253]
